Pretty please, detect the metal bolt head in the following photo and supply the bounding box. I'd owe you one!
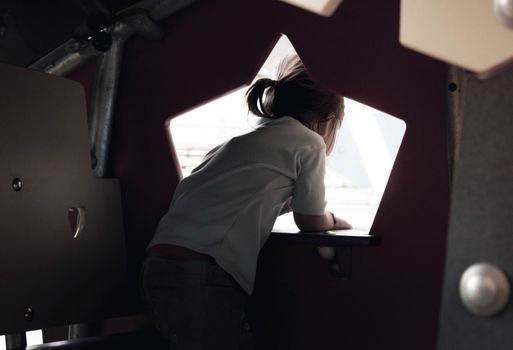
[460,262,510,316]
[12,178,22,191]
[91,31,112,52]
[24,307,34,321]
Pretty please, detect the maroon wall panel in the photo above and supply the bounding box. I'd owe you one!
[70,0,449,347]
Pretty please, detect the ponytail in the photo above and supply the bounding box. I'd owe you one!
[246,55,344,135]
[246,78,276,118]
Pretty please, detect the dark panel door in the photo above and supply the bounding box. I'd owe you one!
[0,63,126,333]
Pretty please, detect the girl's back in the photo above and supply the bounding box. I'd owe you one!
[149,115,326,293]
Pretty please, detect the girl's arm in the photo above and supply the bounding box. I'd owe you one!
[293,212,352,232]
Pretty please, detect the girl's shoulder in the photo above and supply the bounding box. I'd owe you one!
[281,116,324,144]
[256,116,325,152]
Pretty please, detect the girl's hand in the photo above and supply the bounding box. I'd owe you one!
[332,215,352,230]
[293,211,352,232]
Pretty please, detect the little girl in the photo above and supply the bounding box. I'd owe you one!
[141,55,351,350]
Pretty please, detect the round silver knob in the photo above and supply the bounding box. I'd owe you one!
[494,0,513,29]
[460,263,510,316]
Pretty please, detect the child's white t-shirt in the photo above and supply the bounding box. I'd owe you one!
[148,116,327,294]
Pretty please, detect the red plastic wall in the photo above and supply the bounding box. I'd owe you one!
[69,0,450,348]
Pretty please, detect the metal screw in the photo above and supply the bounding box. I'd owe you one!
[24,307,34,321]
[12,178,22,191]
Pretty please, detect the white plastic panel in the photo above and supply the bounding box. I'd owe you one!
[400,0,513,77]
[278,0,343,17]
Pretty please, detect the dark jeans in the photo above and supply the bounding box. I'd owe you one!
[141,255,254,350]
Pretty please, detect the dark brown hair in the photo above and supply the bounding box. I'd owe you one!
[246,55,344,133]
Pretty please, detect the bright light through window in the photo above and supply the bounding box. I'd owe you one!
[0,330,43,349]
[168,35,406,231]
[169,88,254,178]
[322,101,405,229]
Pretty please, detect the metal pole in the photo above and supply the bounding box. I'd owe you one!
[89,22,133,178]
[28,2,192,179]
[29,38,98,77]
